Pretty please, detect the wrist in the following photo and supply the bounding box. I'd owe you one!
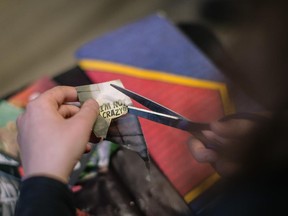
[23,172,69,184]
[21,157,73,184]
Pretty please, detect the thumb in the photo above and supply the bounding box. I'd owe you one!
[72,99,99,130]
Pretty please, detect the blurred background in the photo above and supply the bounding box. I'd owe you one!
[0,0,201,97]
[2,1,288,215]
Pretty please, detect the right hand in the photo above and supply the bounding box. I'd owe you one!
[189,116,266,177]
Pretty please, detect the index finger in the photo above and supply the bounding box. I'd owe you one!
[40,86,78,108]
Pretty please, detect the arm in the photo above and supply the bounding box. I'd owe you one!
[15,177,75,216]
[15,86,99,215]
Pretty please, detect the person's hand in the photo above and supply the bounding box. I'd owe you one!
[17,86,99,183]
[189,116,266,177]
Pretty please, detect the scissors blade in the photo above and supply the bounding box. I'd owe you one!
[128,106,220,151]
[111,84,187,119]
[127,106,210,132]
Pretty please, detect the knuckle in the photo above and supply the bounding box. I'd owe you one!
[25,100,36,111]
[26,98,40,109]
[42,86,62,98]
[25,96,48,114]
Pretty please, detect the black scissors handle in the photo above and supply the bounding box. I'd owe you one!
[219,112,270,123]
[196,112,271,153]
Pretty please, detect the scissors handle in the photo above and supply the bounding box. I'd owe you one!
[219,112,270,123]
[195,112,271,153]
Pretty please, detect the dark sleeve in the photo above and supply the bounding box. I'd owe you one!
[15,176,76,216]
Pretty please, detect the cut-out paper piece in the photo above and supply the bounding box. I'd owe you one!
[77,80,149,162]
[77,80,132,138]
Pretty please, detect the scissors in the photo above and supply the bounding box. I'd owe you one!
[111,84,269,152]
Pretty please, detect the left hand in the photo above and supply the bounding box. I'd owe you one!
[17,86,99,183]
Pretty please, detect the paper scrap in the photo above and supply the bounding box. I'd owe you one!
[76,80,132,138]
